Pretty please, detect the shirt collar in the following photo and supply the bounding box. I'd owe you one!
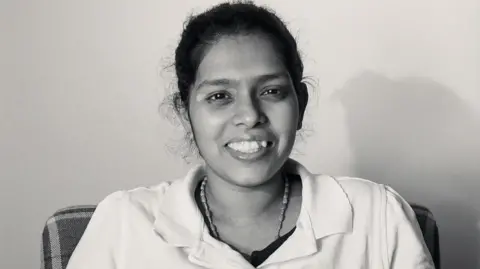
[152,165,206,246]
[284,158,353,239]
[152,158,353,265]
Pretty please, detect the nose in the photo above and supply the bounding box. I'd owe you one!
[232,95,267,128]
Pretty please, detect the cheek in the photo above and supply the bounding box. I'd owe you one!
[267,101,299,134]
[190,106,229,146]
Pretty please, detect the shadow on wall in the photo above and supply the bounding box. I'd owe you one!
[333,71,480,269]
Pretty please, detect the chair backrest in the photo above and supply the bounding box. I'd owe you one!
[41,204,440,269]
[41,205,96,269]
[410,203,441,268]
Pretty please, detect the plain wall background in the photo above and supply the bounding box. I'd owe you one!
[1,0,479,268]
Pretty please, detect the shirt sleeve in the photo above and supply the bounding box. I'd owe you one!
[384,186,436,269]
[66,191,127,269]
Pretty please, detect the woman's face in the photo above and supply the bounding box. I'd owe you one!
[187,34,306,187]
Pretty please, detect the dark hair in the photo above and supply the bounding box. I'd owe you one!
[164,1,308,160]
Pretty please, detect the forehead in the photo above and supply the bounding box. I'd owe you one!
[195,34,287,83]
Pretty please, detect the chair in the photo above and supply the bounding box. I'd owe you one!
[41,205,96,269]
[41,204,440,269]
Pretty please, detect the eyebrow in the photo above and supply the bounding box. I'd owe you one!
[194,72,289,91]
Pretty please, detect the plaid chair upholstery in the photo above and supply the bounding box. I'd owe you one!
[41,205,96,269]
[41,204,440,269]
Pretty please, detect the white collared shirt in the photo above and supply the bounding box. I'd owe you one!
[66,159,435,269]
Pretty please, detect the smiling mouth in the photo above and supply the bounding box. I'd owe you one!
[225,140,274,154]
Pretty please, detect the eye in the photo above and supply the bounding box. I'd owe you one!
[206,91,232,103]
[260,87,287,99]
[261,88,280,95]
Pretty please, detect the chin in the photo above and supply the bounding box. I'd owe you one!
[204,150,287,186]
[225,166,281,187]
[229,177,271,188]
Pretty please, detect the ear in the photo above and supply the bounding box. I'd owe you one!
[296,82,309,130]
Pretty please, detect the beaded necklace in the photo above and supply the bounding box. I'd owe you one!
[199,174,290,240]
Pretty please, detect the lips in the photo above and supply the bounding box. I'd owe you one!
[224,136,274,161]
[227,140,269,153]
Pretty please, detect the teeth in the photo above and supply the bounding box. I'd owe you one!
[227,140,268,153]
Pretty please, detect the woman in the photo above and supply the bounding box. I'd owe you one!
[66,2,435,268]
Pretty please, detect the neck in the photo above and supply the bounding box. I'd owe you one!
[203,169,285,224]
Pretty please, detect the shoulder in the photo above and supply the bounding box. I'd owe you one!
[95,179,180,220]
[315,175,414,219]
[332,176,382,193]
[322,175,420,228]
[331,176,413,210]
[328,176,385,206]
